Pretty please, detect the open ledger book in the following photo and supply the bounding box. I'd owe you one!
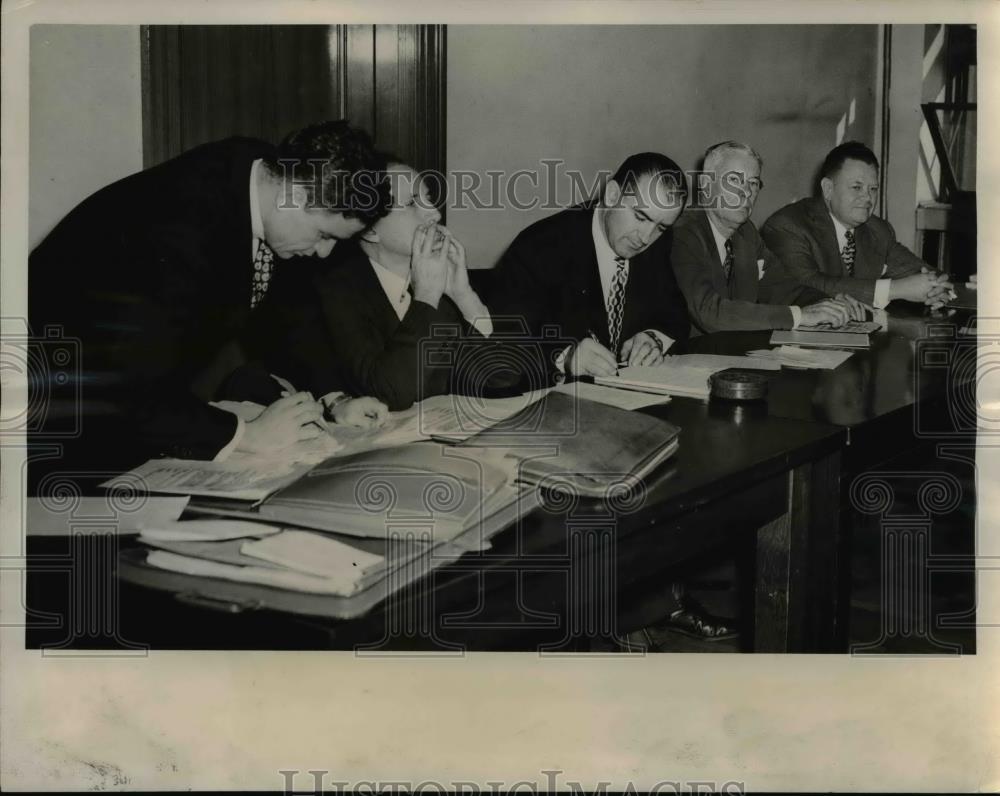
[102,391,551,502]
[107,390,681,531]
[113,391,682,602]
[120,447,539,603]
[595,354,779,399]
[116,442,527,544]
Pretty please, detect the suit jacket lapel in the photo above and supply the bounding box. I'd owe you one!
[808,198,844,278]
[343,241,404,335]
[567,206,610,344]
[730,221,759,301]
[694,211,730,297]
[226,143,271,314]
[852,222,880,278]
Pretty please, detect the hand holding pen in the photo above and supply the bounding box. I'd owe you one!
[566,331,618,377]
[239,389,329,453]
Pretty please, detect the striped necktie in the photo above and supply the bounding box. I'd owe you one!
[607,256,629,356]
[841,229,856,277]
[251,240,275,308]
[722,238,734,283]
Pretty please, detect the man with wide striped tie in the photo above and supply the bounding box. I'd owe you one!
[762,141,952,310]
[488,152,692,384]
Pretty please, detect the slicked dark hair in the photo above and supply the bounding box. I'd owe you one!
[263,119,391,224]
[610,151,688,206]
[820,141,880,181]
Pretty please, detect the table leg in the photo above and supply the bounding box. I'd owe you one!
[754,451,844,652]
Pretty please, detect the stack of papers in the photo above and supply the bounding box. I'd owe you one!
[242,529,385,579]
[332,389,553,452]
[144,548,373,596]
[137,493,529,597]
[746,346,854,370]
[770,329,870,349]
[552,381,671,410]
[103,458,312,502]
[798,320,882,333]
[595,354,779,399]
[139,518,282,542]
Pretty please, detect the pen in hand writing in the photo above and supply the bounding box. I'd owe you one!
[279,389,333,433]
[587,329,620,376]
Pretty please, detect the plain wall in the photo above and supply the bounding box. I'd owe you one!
[886,24,925,251]
[447,25,880,269]
[29,25,143,249]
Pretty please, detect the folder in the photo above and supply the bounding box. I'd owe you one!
[769,329,870,349]
[460,392,680,496]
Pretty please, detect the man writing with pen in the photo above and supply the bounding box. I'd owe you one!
[487,152,692,382]
[28,119,391,492]
[487,152,732,642]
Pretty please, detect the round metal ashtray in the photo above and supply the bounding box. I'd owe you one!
[708,368,770,401]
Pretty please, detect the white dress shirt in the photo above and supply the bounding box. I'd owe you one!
[211,159,270,460]
[590,211,673,353]
[249,158,265,261]
[369,257,493,337]
[555,212,675,372]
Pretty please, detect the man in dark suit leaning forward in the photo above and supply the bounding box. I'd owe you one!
[250,160,497,411]
[488,152,691,383]
[672,141,861,334]
[29,120,389,489]
[762,141,952,311]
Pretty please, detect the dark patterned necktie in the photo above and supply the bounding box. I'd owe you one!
[841,229,856,277]
[722,238,734,283]
[251,240,274,308]
[607,257,629,356]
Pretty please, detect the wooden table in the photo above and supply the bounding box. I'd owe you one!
[30,305,971,654]
[679,307,976,469]
[681,305,978,654]
[28,397,846,653]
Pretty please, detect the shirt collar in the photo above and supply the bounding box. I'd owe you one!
[591,207,624,266]
[249,158,265,243]
[828,210,851,252]
[590,208,618,262]
[367,256,411,308]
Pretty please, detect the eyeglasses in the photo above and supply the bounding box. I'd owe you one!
[726,173,764,193]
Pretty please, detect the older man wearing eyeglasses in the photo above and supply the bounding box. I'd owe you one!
[671,141,861,334]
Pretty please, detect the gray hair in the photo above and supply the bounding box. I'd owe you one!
[703,140,764,174]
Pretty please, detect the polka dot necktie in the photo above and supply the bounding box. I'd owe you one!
[722,238,734,283]
[841,229,856,277]
[251,240,274,308]
[607,256,629,357]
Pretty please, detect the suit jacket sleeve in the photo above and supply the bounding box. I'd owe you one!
[671,228,793,333]
[30,221,241,460]
[487,229,553,339]
[486,228,572,381]
[311,277,456,411]
[646,232,692,345]
[882,224,926,279]
[762,211,879,304]
[122,225,245,458]
[755,235,827,307]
